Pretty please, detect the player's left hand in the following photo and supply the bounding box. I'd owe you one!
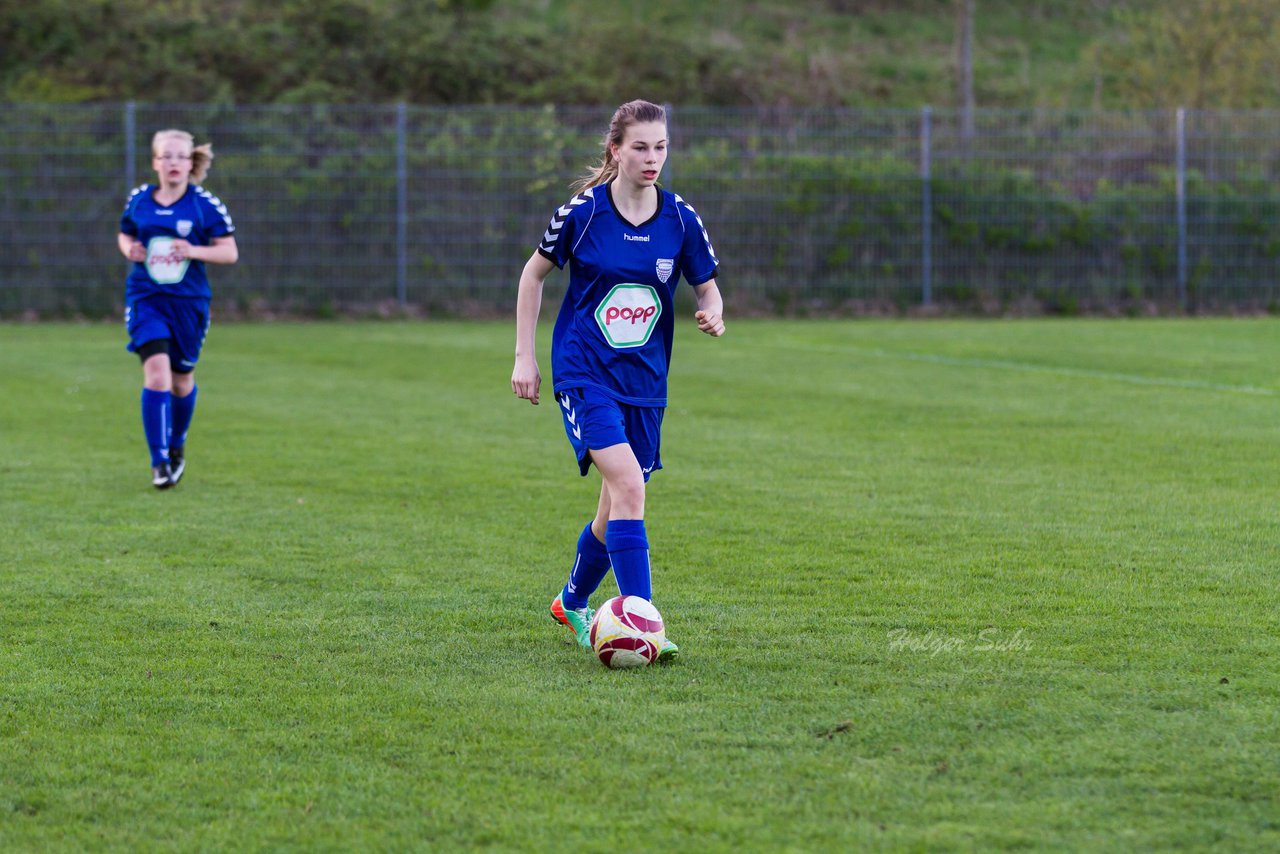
[169,239,193,259]
[695,309,724,337]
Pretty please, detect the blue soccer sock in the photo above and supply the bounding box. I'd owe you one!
[561,523,611,610]
[606,519,651,601]
[141,388,172,467]
[170,385,197,450]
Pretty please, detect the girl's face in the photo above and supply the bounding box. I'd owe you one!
[152,136,193,186]
[612,120,668,190]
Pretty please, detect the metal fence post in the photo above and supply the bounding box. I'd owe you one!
[921,106,933,307]
[1175,107,1187,311]
[663,102,674,188]
[395,102,408,308]
[15,102,1280,317]
[124,101,136,191]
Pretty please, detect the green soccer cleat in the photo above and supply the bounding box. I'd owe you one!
[657,638,679,663]
[550,596,595,650]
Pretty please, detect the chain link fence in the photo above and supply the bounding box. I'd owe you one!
[3,104,1280,316]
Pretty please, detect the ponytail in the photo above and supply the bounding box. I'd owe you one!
[570,100,666,194]
[191,143,214,184]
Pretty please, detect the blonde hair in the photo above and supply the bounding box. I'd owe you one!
[570,100,666,194]
[152,128,215,184]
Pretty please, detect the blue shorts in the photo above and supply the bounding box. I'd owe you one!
[125,295,211,373]
[555,387,664,481]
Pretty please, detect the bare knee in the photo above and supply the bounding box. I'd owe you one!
[589,444,648,521]
[606,474,646,519]
[142,354,172,392]
[172,371,195,397]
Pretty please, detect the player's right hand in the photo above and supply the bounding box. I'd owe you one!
[695,309,725,337]
[127,242,147,262]
[512,360,541,405]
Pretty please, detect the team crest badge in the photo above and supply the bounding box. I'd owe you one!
[655,258,674,283]
[176,219,193,237]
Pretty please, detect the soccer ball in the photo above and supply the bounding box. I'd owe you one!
[589,595,665,669]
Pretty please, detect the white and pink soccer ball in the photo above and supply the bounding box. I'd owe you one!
[589,595,665,669]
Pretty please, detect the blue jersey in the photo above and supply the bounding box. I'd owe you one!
[119,184,235,300]
[538,182,719,407]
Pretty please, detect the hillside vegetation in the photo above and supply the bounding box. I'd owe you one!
[11,0,1275,108]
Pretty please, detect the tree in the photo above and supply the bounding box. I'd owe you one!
[1094,0,1280,108]
[956,0,975,139]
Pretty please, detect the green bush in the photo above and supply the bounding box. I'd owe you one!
[7,105,1280,316]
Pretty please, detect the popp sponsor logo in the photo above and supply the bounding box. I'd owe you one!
[603,304,657,327]
[594,283,662,349]
[145,237,190,285]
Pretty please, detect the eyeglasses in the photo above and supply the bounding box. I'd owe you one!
[155,153,192,161]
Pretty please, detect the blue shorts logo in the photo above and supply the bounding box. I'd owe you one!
[595,283,661,349]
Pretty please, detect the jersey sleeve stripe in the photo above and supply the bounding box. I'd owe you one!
[196,186,235,232]
[673,193,719,265]
[538,190,593,254]
[123,185,148,212]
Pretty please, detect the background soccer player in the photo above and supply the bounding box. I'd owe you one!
[118,129,238,488]
[511,99,725,661]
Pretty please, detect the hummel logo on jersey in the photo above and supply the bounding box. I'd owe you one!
[624,233,650,242]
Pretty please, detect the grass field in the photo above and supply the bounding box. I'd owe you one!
[2,318,1277,851]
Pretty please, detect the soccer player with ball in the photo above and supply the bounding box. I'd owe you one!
[117,129,238,489]
[511,99,725,665]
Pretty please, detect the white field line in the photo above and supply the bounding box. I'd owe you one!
[781,341,1276,397]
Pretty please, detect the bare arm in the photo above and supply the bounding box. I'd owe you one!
[172,235,239,265]
[693,278,725,337]
[118,233,146,262]
[512,251,556,405]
